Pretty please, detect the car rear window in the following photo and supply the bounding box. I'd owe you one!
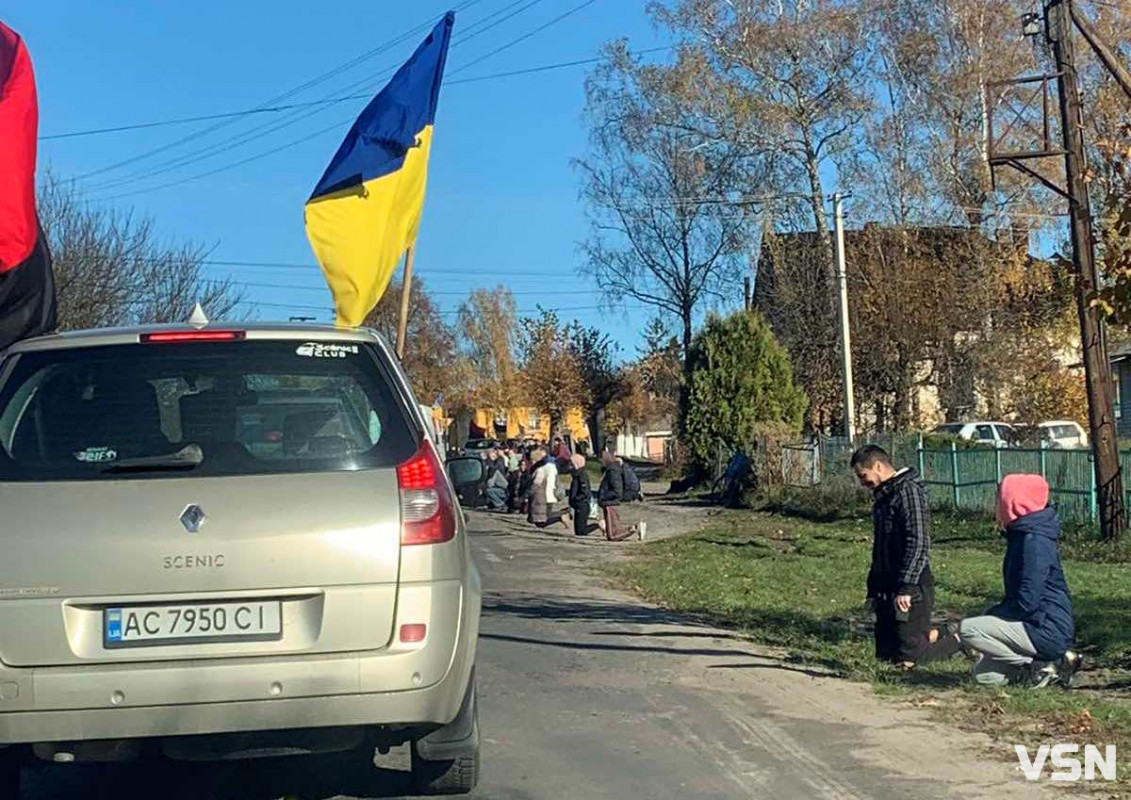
[0,340,418,481]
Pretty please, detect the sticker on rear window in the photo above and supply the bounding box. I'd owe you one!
[74,447,118,463]
[295,342,359,359]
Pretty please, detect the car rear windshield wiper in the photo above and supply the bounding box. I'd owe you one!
[101,444,204,474]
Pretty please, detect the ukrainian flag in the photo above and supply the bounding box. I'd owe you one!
[305,13,454,327]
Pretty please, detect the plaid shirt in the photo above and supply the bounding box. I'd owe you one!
[868,468,932,596]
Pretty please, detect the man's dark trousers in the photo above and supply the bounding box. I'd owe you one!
[873,579,934,663]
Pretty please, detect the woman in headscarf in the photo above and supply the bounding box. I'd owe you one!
[567,452,593,536]
[529,448,567,529]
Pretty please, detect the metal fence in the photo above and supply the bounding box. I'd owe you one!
[781,442,821,487]
[818,435,1108,524]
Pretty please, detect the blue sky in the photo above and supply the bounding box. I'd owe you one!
[10,0,676,355]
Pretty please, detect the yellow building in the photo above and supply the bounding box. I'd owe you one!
[470,406,589,445]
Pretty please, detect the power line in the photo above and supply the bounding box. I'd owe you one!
[448,47,671,82]
[896,202,1070,221]
[76,0,534,192]
[76,0,555,194]
[448,0,600,76]
[450,0,550,45]
[233,300,636,316]
[41,46,673,142]
[90,115,360,202]
[215,279,597,296]
[69,3,484,182]
[81,0,610,202]
[83,255,582,276]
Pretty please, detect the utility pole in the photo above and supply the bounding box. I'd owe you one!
[1049,0,1125,539]
[832,193,857,444]
[1069,4,1131,100]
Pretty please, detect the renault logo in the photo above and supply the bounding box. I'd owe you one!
[180,505,206,533]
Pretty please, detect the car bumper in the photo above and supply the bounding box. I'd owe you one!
[0,580,479,746]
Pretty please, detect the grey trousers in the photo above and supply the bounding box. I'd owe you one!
[959,615,1038,686]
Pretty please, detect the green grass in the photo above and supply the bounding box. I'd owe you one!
[608,510,1131,790]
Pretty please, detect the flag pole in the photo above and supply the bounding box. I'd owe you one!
[395,246,416,359]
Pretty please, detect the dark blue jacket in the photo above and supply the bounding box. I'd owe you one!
[987,507,1074,660]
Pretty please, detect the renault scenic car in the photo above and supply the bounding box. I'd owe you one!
[0,322,482,795]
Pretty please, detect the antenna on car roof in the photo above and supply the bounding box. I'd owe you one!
[187,303,209,329]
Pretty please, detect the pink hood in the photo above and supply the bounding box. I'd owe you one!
[996,473,1050,528]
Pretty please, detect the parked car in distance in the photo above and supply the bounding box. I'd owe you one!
[1038,420,1089,449]
[0,321,485,795]
[931,421,1020,448]
[462,439,497,456]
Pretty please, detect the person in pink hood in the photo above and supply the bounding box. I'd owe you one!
[958,474,1080,687]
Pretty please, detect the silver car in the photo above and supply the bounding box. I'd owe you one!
[0,322,484,795]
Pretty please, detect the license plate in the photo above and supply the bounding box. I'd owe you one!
[104,601,282,647]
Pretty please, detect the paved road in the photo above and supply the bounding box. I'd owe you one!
[24,512,1047,799]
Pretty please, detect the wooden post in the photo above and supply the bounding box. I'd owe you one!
[1050,0,1125,539]
[395,246,416,360]
[1090,450,1098,523]
[1070,4,1131,101]
[951,441,961,510]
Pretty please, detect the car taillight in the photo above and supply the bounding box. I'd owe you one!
[397,440,457,546]
[140,330,246,344]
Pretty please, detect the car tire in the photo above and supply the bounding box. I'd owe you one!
[0,752,21,798]
[410,745,479,796]
[410,672,480,795]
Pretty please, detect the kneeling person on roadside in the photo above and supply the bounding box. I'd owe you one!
[852,446,960,669]
[567,453,595,536]
[958,474,1080,687]
[598,450,639,541]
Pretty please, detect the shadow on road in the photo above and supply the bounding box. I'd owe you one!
[480,631,841,681]
[22,751,415,800]
[481,631,757,659]
[588,630,745,641]
[706,662,836,679]
[483,593,694,627]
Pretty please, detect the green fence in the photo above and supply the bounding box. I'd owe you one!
[820,435,1102,525]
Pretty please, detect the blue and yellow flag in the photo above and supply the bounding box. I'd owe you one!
[305,13,454,327]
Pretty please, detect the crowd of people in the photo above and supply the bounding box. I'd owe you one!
[852,445,1081,688]
[477,436,645,541]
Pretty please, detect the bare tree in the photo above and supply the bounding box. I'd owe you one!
[37,175,243,329]
[577,43,754,422]
[868,0,1050,222]
[643,0,876,431]
[653,0,875,233]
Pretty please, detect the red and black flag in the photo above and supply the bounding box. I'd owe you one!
[0,20,55,352]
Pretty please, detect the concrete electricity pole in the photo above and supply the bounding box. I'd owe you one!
[832,193,856,444]
[1049,0,1125,539]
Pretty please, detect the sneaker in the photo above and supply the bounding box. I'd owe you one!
[1059,650,1083,689]
[1031,661,1061,689]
